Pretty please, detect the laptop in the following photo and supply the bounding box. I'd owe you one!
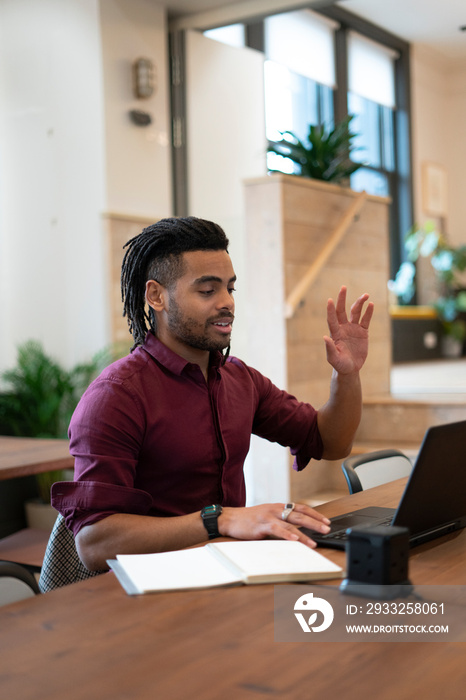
[302,420,466,549]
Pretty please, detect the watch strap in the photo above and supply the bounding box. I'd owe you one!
[201,504,223,539]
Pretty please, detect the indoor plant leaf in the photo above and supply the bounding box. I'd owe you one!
[268,115,364,184]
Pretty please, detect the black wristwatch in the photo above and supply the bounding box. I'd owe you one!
[201,504,223,539]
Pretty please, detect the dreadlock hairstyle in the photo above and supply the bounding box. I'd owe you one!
[121,216,230,350]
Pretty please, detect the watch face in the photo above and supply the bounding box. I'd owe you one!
[202,505,221,517]
[201,506,223,539]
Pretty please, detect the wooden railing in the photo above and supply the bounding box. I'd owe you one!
[284,190,367,319]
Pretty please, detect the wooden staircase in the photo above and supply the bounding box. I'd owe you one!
[358,392,466,444]
[243,177,465,507]
[293,378,466,506]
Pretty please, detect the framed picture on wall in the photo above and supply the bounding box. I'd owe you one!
[422,162,448,218]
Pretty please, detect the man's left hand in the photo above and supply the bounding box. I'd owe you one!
[324,286,374,375]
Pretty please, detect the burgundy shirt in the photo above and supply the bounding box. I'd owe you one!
[52,333,323,535]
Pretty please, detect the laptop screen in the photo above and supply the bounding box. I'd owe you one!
[393,420,466,536]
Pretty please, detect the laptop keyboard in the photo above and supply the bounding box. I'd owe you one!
[323,514,394,540]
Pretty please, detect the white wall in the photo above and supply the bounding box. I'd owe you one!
[100,0,172,219]
[445,62,466,249]
[410,44,466,302]
[0,0,173,375]
[0,0,107,372]
[411,45,466,247]
[185,31,267,362]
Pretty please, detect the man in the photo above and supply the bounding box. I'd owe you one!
[52,217,373,572]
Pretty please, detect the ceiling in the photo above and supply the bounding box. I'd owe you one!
[163,0,466,61]
[339,0,466,61]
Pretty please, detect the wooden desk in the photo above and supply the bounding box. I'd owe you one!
[0,436,72,567]
[317,479,466,584]
[0,528,50,569]
[0,480,464,700]
[0,436,74,480]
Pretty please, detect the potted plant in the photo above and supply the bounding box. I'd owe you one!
[395,222,466,355]
[0,340,122,527]
[267,114,363,184]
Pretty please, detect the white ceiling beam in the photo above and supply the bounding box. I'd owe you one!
[169,0,337,31]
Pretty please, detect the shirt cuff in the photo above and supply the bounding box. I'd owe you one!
[291,424,324,471]
[51,480,153,536]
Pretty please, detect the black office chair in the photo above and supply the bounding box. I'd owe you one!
[0,561,40,606]
[341,449,413,494]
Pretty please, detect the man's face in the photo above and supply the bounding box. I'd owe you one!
[163,249,236,355]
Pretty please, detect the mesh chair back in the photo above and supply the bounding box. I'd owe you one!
[38,513,104,592]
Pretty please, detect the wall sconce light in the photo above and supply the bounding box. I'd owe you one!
[132,57,155,99]
[129,109,152,126]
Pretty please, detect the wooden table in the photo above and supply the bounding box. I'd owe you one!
[0,436,73,567]
[0,479,464,700]
[0,436,74,480]
[0,527,51,569]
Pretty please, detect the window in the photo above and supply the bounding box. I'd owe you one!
[264,62,334,174]
[263,9,337,175]
[316,5,412,276]
[347,32,397,199]
[203,24,245,48]
[200,6,412,275]
[264,10,336,86]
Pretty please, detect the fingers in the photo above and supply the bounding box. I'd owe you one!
[221,503,330,550]
[327,287,373,332]
[293,503,331,526]
[349,292,369,323]
[334,285,348,323]
[350,292,374,328]
[322,334,338,365]
[326,286,347,336]
[285,503,331,535]
[277,503,331,548]
[360,300,374,330]
[266,519,318,548]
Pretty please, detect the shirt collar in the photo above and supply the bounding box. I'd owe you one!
[142,332,224,376]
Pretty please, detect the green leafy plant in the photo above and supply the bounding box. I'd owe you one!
[403,222,466,341]
[267,114,363,184]
[0,340,125,501]
[387,261,416,304]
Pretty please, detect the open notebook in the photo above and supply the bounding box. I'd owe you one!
[108,540,343,595]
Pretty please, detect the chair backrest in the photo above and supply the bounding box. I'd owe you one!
[38,513,104,593]
[0,561,40,606]
[341,449,413,494]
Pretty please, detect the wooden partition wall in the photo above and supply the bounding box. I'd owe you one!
[104,212,160,347]
[244,174,392,501]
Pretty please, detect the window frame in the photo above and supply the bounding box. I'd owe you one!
[171,6,413,277]
[246,6,413,278]
[318,5,413,277]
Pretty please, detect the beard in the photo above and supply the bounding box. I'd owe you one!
[167,296,233,353]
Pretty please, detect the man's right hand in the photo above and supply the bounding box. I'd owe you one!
[218,502,331,548]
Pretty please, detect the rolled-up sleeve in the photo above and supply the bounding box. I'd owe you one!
[245,364,324,471]
[290,425,324,471]
[58,363,150,535]
[51,481,153,536]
